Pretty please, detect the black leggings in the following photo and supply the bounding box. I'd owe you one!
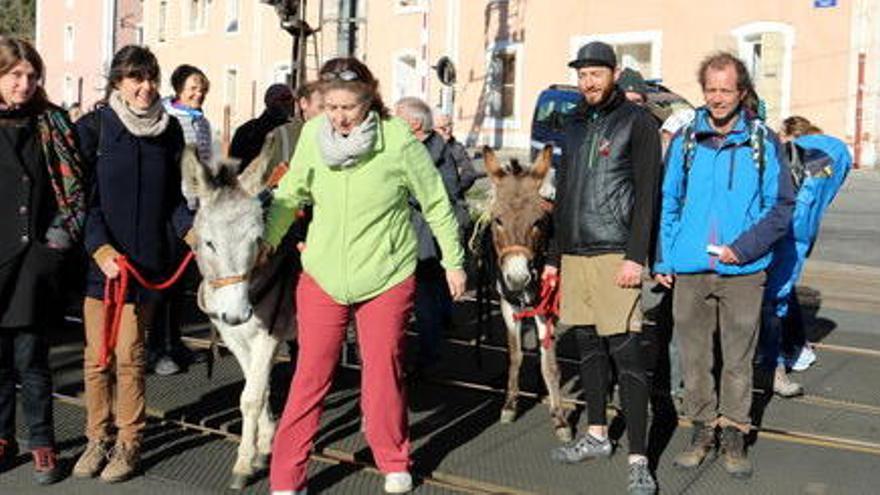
[574,325,649,455]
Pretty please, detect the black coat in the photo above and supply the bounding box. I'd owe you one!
[77,107,192,302]
[0,114,66,328]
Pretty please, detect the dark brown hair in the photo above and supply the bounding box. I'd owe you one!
[170,64,210,96]
[781,116,823,138]
[0,36,48,109]
[318,57,389,118]
[108,45,161,89]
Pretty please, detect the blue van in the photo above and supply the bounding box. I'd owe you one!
[530,82,692,165]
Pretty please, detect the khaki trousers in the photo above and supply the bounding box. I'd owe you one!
[672,272,765,429]
[82,297,153,446]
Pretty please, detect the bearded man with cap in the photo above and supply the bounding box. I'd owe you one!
[543,41,662,495]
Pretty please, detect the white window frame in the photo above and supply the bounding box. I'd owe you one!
[483,41,523,130]
[568,30,663,83]
[183,0,209,35]
[225,0,240,34]
[731,22,796,120]
[224,65,239,117]
[63,74,75,106]
[394,0,428,15]
[158,0,168,43]
[272,62,292,85]
[391,49,420,103]
[63,24,75,62]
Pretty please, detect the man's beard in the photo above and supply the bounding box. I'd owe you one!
[709,103,742,130]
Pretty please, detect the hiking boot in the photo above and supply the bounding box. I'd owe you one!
[73,439,110,478]
[774,365,804,398]
[99,441,140,483]
[0,438,19,472]
[550,433,612,464]
[627,457,657,495]
[32,447,63,485]
[720,426,753,478]
[673,422,716,469]
[384,471,413,493]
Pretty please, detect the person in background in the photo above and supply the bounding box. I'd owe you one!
[229,83,294,173]
[0,35,86,486]
[395,97,466,371]
[433,107,479,194]
[266,57,465,495]
[151,64,213,377]
[73,45,193,484]
[67,102,84,123]
[757,115,852,397]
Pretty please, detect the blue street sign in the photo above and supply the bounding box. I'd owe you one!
[814,0,837,7]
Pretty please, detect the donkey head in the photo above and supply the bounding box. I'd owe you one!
[484,145,553,295]
[183,136,276,326]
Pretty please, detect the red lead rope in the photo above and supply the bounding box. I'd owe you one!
[100,252,195,368]
[513,274,561,349]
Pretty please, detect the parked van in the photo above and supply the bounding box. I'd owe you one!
[530,82,692,165]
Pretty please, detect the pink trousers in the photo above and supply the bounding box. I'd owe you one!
[269,273,415,491]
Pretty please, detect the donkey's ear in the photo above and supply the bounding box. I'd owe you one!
[238,131,278,197]
[181,145,210,201]
[531,144,553,182]
[482,146,505,182]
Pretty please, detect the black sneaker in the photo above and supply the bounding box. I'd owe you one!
[628,458,657,495]
[550,433,612,463]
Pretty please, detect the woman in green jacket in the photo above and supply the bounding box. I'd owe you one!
[267,57,465,494]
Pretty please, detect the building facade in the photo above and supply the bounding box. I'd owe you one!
[37,1,880,167]
[36,0,122,109]
[366,0,879,167]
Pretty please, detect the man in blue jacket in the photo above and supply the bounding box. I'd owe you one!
[758,117,851,397]
[653,52,794,478]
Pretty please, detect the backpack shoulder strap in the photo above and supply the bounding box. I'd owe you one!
[750,120,767,209]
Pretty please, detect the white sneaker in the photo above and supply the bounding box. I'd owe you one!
[774,365,804,398]
[384,471,413,493]
[791,345,817,372]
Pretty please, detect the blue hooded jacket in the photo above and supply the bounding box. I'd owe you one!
[765,134,851,316]
[654,108,794,276]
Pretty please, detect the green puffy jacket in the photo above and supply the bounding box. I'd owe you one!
[265,115,464,304]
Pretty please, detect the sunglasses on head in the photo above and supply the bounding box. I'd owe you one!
[320,69,361,82]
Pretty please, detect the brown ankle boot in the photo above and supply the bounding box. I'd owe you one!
[673,422,716,469]
[99,441,140,483]
[720,426,753,478]
[73,439,111,478]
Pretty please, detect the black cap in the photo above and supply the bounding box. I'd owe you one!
[568,41,617,69]
[617,67,648,95]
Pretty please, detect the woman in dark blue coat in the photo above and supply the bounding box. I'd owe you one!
[72,45,192,484]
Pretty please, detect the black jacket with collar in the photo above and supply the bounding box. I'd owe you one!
[547,88,661,266]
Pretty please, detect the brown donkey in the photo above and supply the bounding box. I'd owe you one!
[483,146,572,442]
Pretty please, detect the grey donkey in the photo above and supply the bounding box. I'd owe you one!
[182,134,298,490]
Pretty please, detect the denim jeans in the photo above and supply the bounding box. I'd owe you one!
[0,327,54,448]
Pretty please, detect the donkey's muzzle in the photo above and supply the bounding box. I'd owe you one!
[221,306,254,326]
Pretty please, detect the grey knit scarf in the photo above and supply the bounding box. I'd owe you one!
[317,111,377,168]
[109,90,170,137]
